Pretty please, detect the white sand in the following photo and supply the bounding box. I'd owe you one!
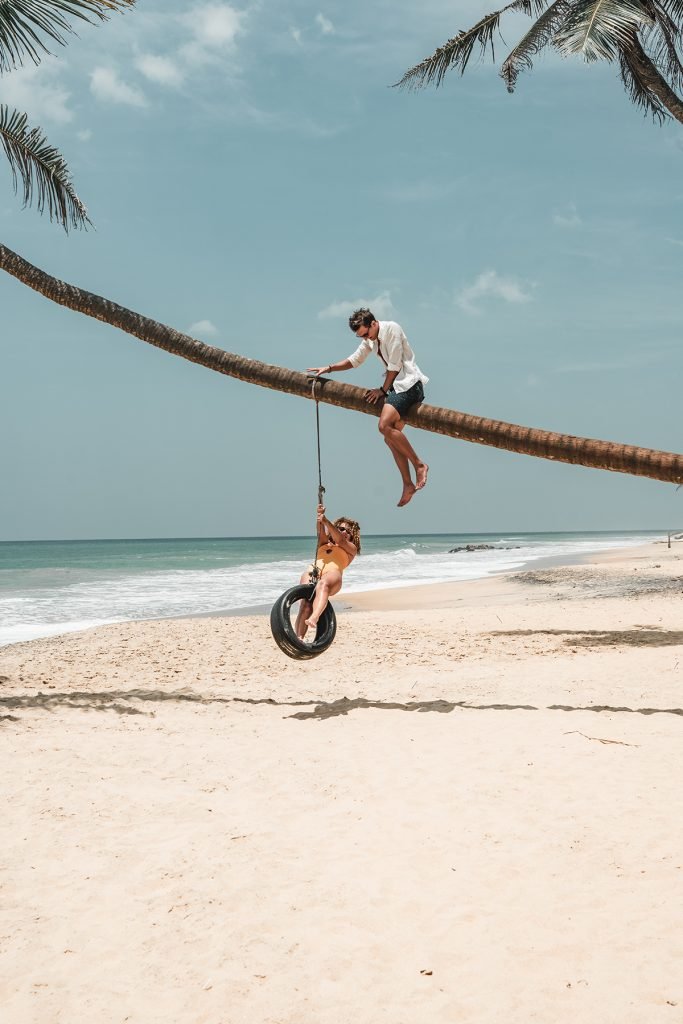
[1,540,682,1023]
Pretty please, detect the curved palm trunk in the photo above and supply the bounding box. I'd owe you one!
[2,241,683,485]
[626,36,683,124]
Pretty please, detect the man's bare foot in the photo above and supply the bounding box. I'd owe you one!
[397,482,416,507]
[415,463,429,491]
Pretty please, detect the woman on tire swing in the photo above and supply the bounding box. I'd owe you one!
[296,505,361,640]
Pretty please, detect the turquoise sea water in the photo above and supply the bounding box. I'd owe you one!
[0,531,662,647]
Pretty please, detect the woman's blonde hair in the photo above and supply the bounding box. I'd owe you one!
[334,516,361,554]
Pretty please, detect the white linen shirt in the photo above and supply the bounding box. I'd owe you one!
[346,321,428,394]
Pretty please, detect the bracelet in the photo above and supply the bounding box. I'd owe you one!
[381,386,388,395]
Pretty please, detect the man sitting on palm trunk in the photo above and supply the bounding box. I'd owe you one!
[309,308,429,507]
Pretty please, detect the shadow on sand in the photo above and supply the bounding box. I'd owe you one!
[491,628,683,648]
[1,689,683,723]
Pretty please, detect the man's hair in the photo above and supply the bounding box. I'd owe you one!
[348,308,375,333]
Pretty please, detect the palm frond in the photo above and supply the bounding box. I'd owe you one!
[553,0,654,61]
[618,43,669,116]
[501,0,572,90]
[645,0,683,33]
[0,0,135,73]
[655,0,683,20]
[394,0,551,90]
[641,3,683,93]
[0,104,89,230]
[646,33,683,94]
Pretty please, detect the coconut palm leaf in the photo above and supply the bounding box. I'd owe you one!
[0,0,135,73]
[656,0,683,18]
[553,0,654,61]
[646,0,683,36]
[395,0,550,89]
[501,0,572,90]
[0,104,89,229]
[642,6,683,93]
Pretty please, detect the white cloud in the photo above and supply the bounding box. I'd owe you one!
[456,270,533,315]
[136,54,184,88]
[290,27,303,45]
[189,319,219,338]
[318,291,396,320]
[192,3,244,45]
[1,61,73,125]
[180,3,246,64]
[665,236,683,247]
[552,203,582,228]
[77,129,93,142]
[315,13,335,34]
[90,67,147,107]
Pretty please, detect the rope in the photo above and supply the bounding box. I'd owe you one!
[314,382,326,506]
[309,379,326,584]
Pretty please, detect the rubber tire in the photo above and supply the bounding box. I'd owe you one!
[270,584,337,660]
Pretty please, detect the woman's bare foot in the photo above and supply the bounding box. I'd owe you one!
[415,463,429,490]
[397,481,416,507]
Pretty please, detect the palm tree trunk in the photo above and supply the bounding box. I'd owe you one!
[2,241,682,484]
[627,35,683,124]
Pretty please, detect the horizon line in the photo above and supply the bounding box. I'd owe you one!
[0,528,672,545]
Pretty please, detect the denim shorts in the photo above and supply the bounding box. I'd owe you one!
[385,379,424,418]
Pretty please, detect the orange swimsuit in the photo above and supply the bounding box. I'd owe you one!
[310,542,352,577]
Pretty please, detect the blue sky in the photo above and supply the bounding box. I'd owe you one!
[1,0,682,539]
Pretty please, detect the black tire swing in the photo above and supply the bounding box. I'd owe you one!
[269,584,337,660]
[269,380,337,660]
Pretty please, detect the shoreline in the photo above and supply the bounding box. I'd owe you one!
[2,537,681,669]
[185,532,667,618]
[190,534,670,620]
[1,533,672,648]
[340,537,680,613]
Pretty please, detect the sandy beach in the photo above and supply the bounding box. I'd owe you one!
[2,539,683,1023]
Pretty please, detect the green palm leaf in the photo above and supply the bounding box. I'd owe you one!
[642,9,683,94]
[553,0,654,61]
[0,0,135,72]
[394,0,551,89]
[501,0,572,89]
[0,104,89,230]
[656,0,683,19]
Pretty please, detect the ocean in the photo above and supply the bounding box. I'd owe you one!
[0,531,662,647]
